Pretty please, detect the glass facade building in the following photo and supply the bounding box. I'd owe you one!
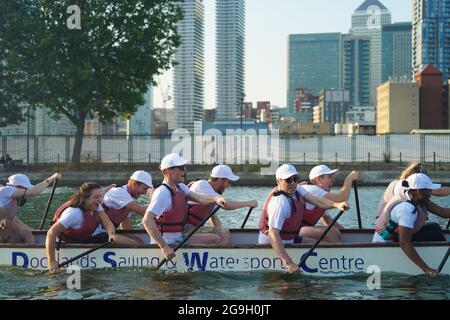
[382,22,413,82]
[286,33,341,115]
[341,34,371,107]
[413,0,450,82]
[351,0,392,106]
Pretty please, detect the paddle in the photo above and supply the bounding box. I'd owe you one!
[298,210,345,269]
[39,179,58,230]
[353,181,362,229]
[240,207,254,229]
[437,247,450,274]
[155,205,222,270]
[57,240,111,269]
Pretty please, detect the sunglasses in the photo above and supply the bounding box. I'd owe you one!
[285,176,301,184]
[170,165,186,171]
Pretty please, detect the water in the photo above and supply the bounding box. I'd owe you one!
[2,186,450,300]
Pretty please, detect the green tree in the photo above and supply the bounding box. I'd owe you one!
[0,0,182,162]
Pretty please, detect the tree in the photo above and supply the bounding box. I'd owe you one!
[0,0,183,162]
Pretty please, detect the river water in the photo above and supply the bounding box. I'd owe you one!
[1,186,449,300]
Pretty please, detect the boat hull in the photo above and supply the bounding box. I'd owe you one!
[0,229,449,276]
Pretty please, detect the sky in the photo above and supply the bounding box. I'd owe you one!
[153,0,413,110]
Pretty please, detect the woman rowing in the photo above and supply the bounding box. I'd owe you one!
[46,182,139,272]
[373,174,449,276]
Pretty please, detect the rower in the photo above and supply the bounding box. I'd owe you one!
[46,182,140,273]
[258,164,349,273]
[187,165,258,244]
[299,165,358,243]
[0,173,61,244]
[142,153,227,261]
[373,173,449,276]
[375,161,450,220]
[102,171,153,243]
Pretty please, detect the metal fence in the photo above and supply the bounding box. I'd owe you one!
[1,134,450,166]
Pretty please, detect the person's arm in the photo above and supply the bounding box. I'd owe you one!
[45,222,66,273]
[432,187,450,197]
[96,211,116,242]
[222,199,258,211]
[324,171,359,202]
[124,201,147,217]
[398,226,437,276]
[425,200,450,219]
[303,193,349,212]
[268,227,299,273]
[12,173,61,198]
[142,211,175,260]
[188,192,227,208]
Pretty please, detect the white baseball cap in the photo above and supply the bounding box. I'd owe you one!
[309,165,339,180]
[7,174,33,189]
[130,170,153,188]
[160,153,190,171]
[405,173,441,190]
[211,165,240,182]
[276,164,299,180]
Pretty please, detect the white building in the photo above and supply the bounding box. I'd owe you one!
[216,0,246,121]
[173,0,205,133]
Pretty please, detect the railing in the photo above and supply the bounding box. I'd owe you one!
[1,133,450,166]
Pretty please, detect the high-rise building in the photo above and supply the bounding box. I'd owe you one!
[351,0,392,106]
[216,0,245,121]
[287,33,342,115]
[413,0,450,82]
[127,85,153,135]
[341,34,371,107]
[382,22,412,82]
[173,0,205,133]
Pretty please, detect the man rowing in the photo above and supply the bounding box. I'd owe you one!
[258,164,349,273]
[187,164,258,244]
[299,165,358,243]
[102,171,153,242]
[142,154,227,262]
[0,173,61,244]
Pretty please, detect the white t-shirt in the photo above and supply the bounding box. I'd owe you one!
[258,187,309,245]
[103,185,135,219]
[372,199,418,243]
[147,182,191,244]
[0,186,17,208]
[188,180,219,204]
[58,205,105,237]
[300,184,331,218]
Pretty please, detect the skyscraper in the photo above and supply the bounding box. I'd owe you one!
[173,0,205,133]
[413,0,450,82]
[351,0,392,106]
[127,85,153,135]
[287,33,342,115]
[382,22,412,82]
[341,34,371,107]
[216,0,245,121]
